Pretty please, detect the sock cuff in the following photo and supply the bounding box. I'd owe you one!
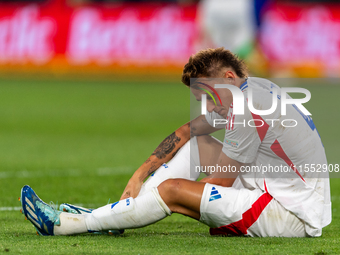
[151,187,172,216]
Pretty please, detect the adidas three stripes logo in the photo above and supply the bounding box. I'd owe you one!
[209,187,222,201]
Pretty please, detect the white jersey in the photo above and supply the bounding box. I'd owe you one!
[205,77,331,236]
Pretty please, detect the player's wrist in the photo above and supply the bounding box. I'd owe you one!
[129,172,145,184]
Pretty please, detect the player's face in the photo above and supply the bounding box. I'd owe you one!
[190,78,233,118]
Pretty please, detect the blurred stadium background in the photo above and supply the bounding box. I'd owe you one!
[1,0,340,254]
[0,0,340,78]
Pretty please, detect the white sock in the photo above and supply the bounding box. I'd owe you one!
[85,188,171,232]
[139,137,201,196]
[54,213,88,235]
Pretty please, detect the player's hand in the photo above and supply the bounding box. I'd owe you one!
[120,177,142,200]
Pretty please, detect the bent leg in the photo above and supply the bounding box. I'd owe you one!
[55,180,306,237]
[55,136,224,235]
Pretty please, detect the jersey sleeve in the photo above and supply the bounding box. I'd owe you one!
[222,106,261,164]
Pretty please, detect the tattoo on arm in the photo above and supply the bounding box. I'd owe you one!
[152,132,181,159]
[172,148,180,158]
[146,164,158,177]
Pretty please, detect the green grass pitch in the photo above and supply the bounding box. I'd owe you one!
[0,79,339,254]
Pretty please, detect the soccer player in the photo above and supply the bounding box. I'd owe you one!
[21,48,331,237]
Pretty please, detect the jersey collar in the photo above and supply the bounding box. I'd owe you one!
[240,79,248,92]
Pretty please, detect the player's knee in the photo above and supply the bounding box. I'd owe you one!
[157,179,183,205]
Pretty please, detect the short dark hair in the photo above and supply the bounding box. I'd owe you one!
[181,47,248,86]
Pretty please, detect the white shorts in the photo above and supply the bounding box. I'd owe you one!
[199,182,307,237]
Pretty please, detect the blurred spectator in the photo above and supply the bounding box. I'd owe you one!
[198,0,256,59]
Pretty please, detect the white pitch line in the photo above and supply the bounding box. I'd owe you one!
[0,166,134,179]
[0,206,22,211]
[0,203,104,212]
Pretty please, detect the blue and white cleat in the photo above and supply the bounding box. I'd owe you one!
[21,185,61,236]
[59,203,93,214]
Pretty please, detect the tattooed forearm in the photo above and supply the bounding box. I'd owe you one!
[146,164,159,177]
[172,148,180,158]
[152,132,181,159]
